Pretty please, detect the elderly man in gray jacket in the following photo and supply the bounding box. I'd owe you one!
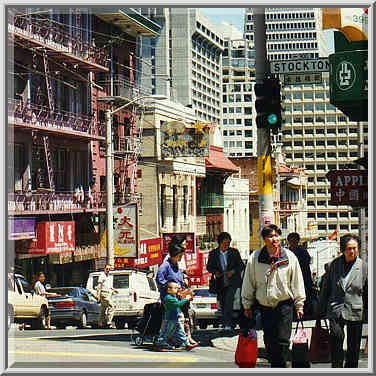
[319,234,367,368]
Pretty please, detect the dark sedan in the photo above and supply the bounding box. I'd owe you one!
[46,287,100,329]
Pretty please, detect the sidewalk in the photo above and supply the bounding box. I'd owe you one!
[211,320,368,355]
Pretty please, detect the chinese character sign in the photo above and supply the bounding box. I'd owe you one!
[113,204,139,257]
[29,221,75,254]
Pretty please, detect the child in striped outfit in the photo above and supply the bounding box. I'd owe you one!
[155,281,199,351]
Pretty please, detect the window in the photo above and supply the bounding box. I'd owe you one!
[245,130,252,138]
[160,184,166,227]
[245,141,253,149]
[113,275,129,289]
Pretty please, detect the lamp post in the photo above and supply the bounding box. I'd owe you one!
[97,94,167,267]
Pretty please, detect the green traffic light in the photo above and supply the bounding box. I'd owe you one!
[267,113,278,125]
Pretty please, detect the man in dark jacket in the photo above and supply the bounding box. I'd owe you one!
[207,232,245,334]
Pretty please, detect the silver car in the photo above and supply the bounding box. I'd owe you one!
[191,288,221,330]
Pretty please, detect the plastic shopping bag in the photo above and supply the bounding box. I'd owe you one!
[235,329,258,368]
[291,320,311,368]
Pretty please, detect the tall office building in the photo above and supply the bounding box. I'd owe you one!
[140,8,225,124]
[243,8,367,238]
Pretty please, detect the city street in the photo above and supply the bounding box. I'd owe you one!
[7,325,369,369]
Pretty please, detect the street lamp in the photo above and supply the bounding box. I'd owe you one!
[97,94,167,267]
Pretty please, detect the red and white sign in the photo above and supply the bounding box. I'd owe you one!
[184,250,209,276]
[188,272,210,286]
[326,170,368,207]
[114,238,163,269]
[162,232,196,254]
[28,221,75,254]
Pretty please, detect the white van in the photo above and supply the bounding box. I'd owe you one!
[86,269,160,329]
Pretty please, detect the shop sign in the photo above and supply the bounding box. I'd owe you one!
[160,120,211,158]
[49,251,73,264]
[74,245,99,262]
[188,272,210,286]
[185,251,209,276]
[114,238,163,269]
[9,217,36,240]
[326,170,367,206]
[28,221,75,254]
[162,232,196,255]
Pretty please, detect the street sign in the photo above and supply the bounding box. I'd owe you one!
[282,72,322,85]
[271,58,329,74]
[326,170,367,207]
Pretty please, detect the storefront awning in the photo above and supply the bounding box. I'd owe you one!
[205,146,239,172]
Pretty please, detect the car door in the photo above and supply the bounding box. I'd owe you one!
[17,278,35,316]
[80,288,96,322]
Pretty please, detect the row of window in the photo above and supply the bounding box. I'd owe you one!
[224,141,253,149]
[267,32,317,41]
[192,89,220,107]
[195,110,219,123]
[195,21,224,46]
[223,129,253,138]
[192,71,220,89]
[284,91,328,100]
[315,224,359,231]
[246,22,316,31]
[192,50,220,68]
[192,100,220,117]
[223,118,253,126]
[270,52,319,61]
[192,81,220,99]
[222,94,252,103]
[223,49,256,59]
[247,11,315,21]
[223,83,253,93]
[307,210,358,218]
[284,103,337,112]
[192,61,220,80]
[222,59,255,69]
[223,106,247,114]
[283,127,359,136]
[268,42,318,51]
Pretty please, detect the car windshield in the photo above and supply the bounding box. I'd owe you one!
[194,289,216,298]
[47,288,77,297]
[113,275,129,289]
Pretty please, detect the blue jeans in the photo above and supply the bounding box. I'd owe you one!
[156,319,188,348]
[218,285,237,328]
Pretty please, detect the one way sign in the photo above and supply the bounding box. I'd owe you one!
[271,58,330,74]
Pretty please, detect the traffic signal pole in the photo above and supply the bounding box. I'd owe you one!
[254,8,274,236]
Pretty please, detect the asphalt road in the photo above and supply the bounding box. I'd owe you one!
[7,325,369,370]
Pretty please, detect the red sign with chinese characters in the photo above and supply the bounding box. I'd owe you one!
[114,238,163,269]
[162,232,196,254]
[188,272,210,286]
[184,250,209,276]
[28,221,75,254]
[326,170,368,207]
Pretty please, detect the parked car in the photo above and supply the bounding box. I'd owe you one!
[46,287,100,329]
[86,269,160,329]
[190,287,221,330]
[8,273,49,330]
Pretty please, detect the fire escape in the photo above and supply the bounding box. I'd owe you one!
[8,9,109,215]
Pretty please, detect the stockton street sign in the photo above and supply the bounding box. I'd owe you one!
[326,170,368,207]
[271,58,329,74]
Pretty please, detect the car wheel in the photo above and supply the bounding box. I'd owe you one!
[134,336,143,346]
[8,305,14,330]
[78,311,88,329]
[31,307,47,330]
[114,319,125,329]
[199,322,208,330]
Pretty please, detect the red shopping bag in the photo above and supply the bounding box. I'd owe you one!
[235,330,258,368]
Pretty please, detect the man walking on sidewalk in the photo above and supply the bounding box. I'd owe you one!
[96,264,118,328]
[241,224,306,368]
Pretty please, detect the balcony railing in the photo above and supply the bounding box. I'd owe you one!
[98,75,152,99]
[8,190,106,215]
[199,193,224,209]
[8,99,105,139]
[9,14,108,70]
[279,201,299,217]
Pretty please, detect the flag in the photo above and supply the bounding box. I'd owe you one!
[329,229,338,241]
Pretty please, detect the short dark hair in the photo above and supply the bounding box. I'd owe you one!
[340,233,359,253]
[166,280,178,290]
[218,232,231,245]
[168,242,185,258]
[261,224,282,239]
[287,232,300,242]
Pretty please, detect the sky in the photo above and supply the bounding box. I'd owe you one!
[199,8,245,32]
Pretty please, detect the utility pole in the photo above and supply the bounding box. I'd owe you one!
[254,8,274,239]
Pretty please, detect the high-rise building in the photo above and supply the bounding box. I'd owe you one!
[140,8,225,125]
[243,8,367,238]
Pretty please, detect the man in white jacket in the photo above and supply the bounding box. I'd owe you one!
[241,224,306,368]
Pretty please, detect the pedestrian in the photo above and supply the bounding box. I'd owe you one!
[96,264,118,329]
[206,232,245,334]
[154,281,198,351]
[319,234,367,368]
[156,236,198,345]
[241,224,306,368]
[287,232,314,318]
[34,272,57,330]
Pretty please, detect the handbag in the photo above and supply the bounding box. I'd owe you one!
[291,320,311,368]
[235,329,258,368]
[309,319,331,363]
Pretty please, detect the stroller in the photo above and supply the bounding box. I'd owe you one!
[132,301,163,346]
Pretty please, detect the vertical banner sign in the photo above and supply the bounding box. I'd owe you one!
[113,203,139,258]
[258,155,274,228]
